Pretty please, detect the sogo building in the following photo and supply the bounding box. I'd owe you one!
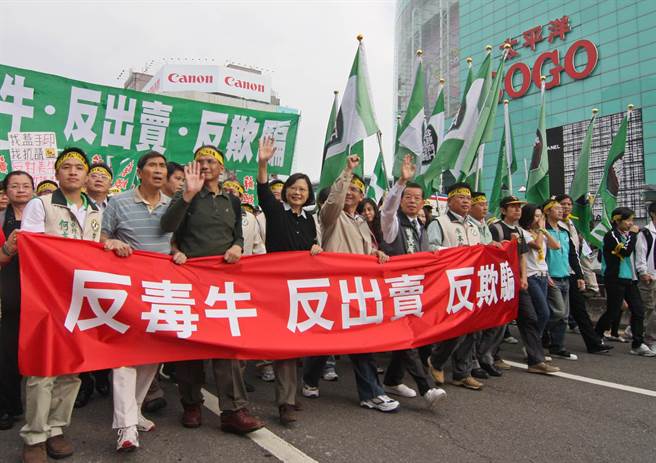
[395,0,656,219]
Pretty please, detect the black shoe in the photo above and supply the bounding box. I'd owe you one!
[142,397,167,413]
[588,344,613,354]
[74,389,92,408]
[471,368,489,380]
[245,381,256,393]
[480,362,503,377]
[0,412,14,430]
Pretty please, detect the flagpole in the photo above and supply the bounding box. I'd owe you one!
[503,99,513,193]
[376,130,389,189]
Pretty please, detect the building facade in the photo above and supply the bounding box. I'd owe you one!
[395,0,656,219]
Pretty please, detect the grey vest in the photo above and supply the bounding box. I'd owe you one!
[381,211,428,256]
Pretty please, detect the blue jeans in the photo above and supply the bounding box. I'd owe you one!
[527,275,550,337]
[303,354,383,401]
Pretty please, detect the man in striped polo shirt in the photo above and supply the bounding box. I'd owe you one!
[101,151,183,452]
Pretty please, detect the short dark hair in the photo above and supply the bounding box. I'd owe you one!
[648,202,656,217]
[3,170,35,191]
[137,151,167,170]
[403,181,425,198]
[611,206,635,224]
[282,173,315,207]
[317,187,331,208]
[555,194,572,202]
[166,162,184,179]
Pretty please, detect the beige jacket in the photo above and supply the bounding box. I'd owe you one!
[320,169,373,255]
[242,210,266,256]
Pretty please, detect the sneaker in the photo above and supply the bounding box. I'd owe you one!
[359,394,399,412]
[422,388,447,410]
[494,359,512,370]
[427,358,445,385]
[322,367,339,382]
[503,336,519,344]
[624,326,633,340]
[260,364,275,382]
[550,350,578,360]
[450,376,483,390]
[302,383,320,398]
[137,414,155,432]
[116,426,139,452]
[527,362,560,374]
[629,343,656,357]
[650,344,656,354]
[588,344,612,354]
[384,383,417,398]
[544,355,553,362]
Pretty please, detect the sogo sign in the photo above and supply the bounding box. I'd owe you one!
[498,16,599,99]
[144,65,272,103]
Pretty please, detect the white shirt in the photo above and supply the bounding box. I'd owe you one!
[636,222,656,278]
[521,228,549,277]
[380,181,420,244]
[21,196,88,233]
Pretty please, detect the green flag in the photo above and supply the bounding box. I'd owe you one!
[569,110,598,244]
[489,100,518,217]
[367,149,388,203]
[394,51,426,177]
[421,80,445,176]
[320,37,378,190]
[458,47,508,182]
[320,90,340,174]
[416,53,489,193]
[526,79,550,204]
[589,108,631,247]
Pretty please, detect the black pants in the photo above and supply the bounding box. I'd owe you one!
[516,290,545,366]
[596,278,645,348]
[382,349,431,395]
[79,369,111,393]
[568,276,603,351]
[0,312,22,416]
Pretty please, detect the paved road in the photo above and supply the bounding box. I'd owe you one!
[2,327,656,462]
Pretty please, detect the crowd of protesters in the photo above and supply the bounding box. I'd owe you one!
[0,140,654,463]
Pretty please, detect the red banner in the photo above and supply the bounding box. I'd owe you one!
[18,232,519,376]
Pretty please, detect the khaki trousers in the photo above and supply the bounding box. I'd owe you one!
[112,364,158,429]
[20,375,80,445]
[273,359,297,406]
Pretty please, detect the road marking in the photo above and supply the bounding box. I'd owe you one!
[202,388,319,463]
[505,361,656,398]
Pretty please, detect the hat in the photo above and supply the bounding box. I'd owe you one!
[471,191,487,205]
[89,162,113,180]
[55,147,89,172]
[500,195,526,208]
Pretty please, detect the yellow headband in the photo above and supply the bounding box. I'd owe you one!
[270,182,283,192]
[351,177,365,194]
[543,200,559,212]
[89,166,112,179]
[448,187,471,198]
[55,151,89,171]
[36,182,57,195]
[223,180,244,195]
[471,195,486,205]
[612,214,633,223]
[194,146,224,165]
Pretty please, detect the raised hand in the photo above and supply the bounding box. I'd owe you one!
[346,155,360,172]
[183,161,204,202]
[400,154,416,183]
[258,136,277,164]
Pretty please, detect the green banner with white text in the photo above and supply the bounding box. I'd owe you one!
[0,64,299,191]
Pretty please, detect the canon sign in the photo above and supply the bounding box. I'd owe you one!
[167,72,214,84]
[224,76,265,93]
[143,64,272,103]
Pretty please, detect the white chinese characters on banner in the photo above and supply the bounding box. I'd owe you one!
[476,264,499,308]
[225,115,259,163]
[8,131,58,186]
[136,100,172,153]
[447,261,516,314]
[385,274,425,320]
[194,110,228,151]
[287,278,334,333]
[102,94,136,149]
[204,282,257,336]
[0,74,34,150]
[262,120,290,167]
[63,87,101,144]
[141,280,199,339]
[65,269,131,334]
[339,277,384,328]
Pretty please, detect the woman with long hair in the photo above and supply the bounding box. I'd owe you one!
[357,197,383,247]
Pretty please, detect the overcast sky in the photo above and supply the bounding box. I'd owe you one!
[0,0,396,181]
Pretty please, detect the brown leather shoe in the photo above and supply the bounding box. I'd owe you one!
[527,362,561,374]
[278,404,297,425]
[450,376,483,390]
[427,358,445,385]
[46,434,74,459]
[181,403,202,428]
[220,408,264,434]
[22,442,47,463]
